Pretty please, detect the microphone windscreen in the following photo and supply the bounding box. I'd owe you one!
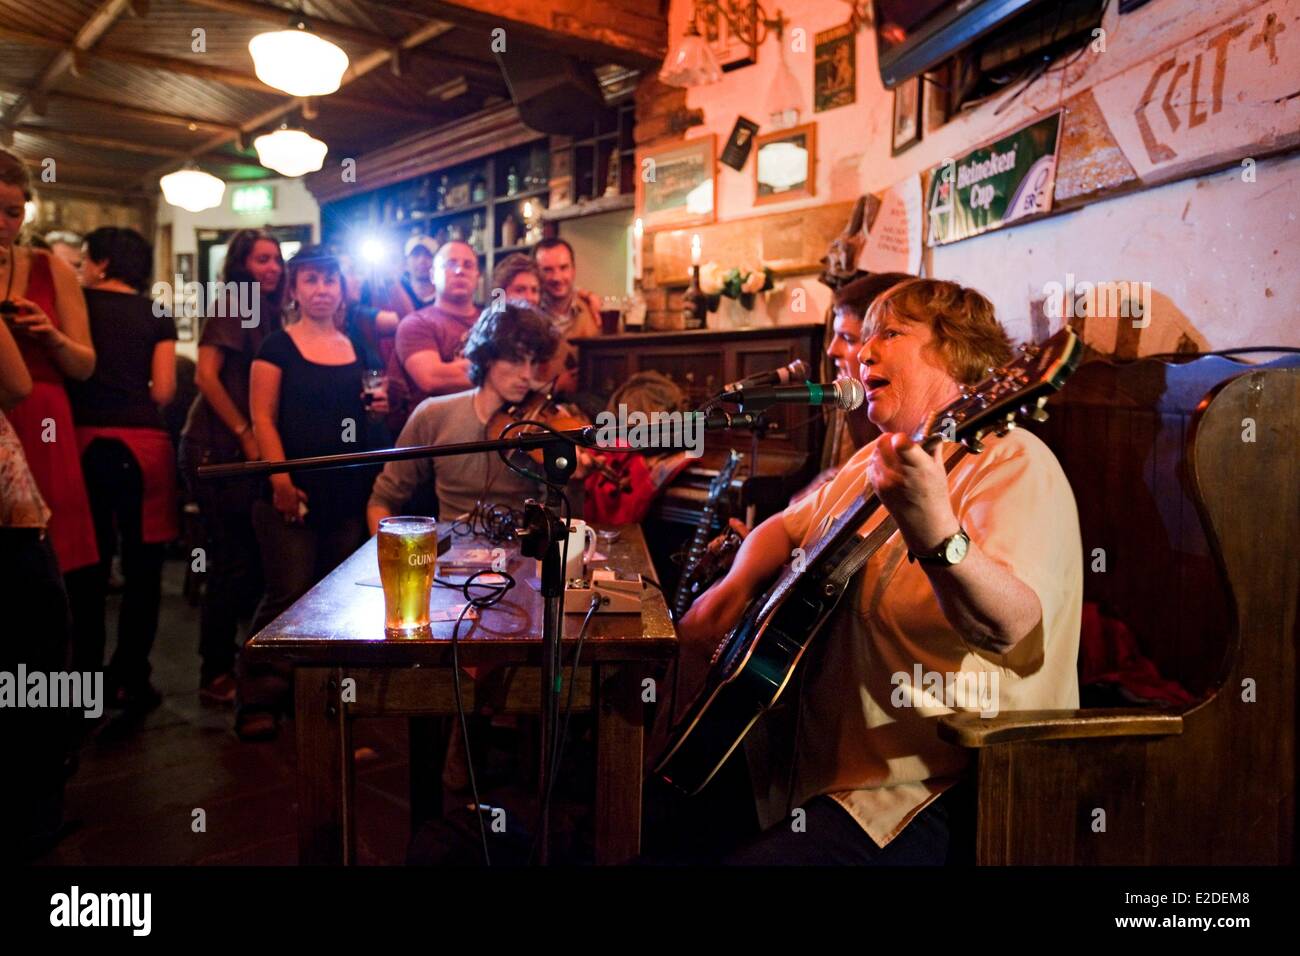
[836,377,865,411]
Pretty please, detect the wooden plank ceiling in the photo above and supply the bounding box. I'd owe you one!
[0,0,666,200]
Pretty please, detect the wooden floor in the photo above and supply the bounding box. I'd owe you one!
[33,559,595,866]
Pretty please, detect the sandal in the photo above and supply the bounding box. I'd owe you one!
[199,673,237,706]
[235,710,279,742]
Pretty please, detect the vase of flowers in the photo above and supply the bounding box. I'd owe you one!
[697,261,776,328]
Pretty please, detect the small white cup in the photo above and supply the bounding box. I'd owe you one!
[564,519,598,581]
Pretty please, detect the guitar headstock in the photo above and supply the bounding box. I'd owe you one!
[709,449,744,497]
[917,326,1082,453]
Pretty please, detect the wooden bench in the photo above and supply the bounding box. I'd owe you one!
[939,354,1299,864]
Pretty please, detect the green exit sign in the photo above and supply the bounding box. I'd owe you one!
[231,184,275,214]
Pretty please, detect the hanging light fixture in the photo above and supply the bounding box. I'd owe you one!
[159,167,226,212]
[765,40,803,129]
[249,19,349,97]
[253,125,329,177]
[659,2,788,89]
[659,20,723,88]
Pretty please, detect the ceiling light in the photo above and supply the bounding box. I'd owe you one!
[253,126,328,177]
[159,167,226,212]
[249,21,349,97]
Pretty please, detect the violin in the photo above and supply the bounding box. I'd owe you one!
[487,388,632,492]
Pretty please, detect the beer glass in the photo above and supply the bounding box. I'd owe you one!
[376,516,438,636]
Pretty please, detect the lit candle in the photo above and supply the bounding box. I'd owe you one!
[691,233,701,265]
[632,217,644,281]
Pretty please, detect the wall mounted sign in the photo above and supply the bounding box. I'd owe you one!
[636,134,717,231]
[720,116,760,170]
[891,75,922,155]
[925,112,1062,246]
[230,183,275,215]
[815,22,857,112]
[701,1,759,72]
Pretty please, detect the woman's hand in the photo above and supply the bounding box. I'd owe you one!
[365,380,390,417]
[271,476,308,523]
[8,297,62,349]
[868,432,960,553]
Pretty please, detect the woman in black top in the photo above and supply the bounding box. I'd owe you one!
[67,227,177,712]
[178,228,284,706]
[237,245,389,739]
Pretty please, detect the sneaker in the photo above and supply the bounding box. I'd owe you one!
[199,673,237,706]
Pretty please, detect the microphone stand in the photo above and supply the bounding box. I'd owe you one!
[196,413,758,865]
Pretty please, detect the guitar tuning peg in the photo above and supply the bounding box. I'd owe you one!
[962,434,985,454]
[1021,396,1050,422]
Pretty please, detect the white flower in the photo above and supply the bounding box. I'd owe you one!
[698,261,725,295]
[741,269,767,294]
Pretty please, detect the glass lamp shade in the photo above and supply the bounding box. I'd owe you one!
[159,168,226,212]
[659,25,723,88]
[253,128,328,177]
[249,28,349,97]
[766,52,803,129]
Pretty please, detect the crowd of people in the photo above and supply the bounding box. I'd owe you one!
[4,136,1084,867]
[0,145,637,855]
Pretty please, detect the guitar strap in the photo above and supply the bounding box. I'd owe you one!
[823,444,971,593]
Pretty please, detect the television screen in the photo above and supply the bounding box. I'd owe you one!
[873,0,1042,88]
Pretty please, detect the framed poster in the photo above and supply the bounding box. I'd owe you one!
[635,135,717,231]
[815,22,856,112]
[700,1,758,72]
[892,75,922,155]
[754,123,816,205]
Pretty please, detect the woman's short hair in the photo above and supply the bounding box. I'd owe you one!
[833,271,915,319]
[221,228,285,306]
[84,227,153,292]
[0,148,34,200]
[490,253,541,295]
[866,278,1013,385]
[464,300,560,387]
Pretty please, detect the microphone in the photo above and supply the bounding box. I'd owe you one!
[721,358,809,393]
[724,378,865,412]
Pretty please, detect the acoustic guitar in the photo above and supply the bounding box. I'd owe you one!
[653,327,1083,795]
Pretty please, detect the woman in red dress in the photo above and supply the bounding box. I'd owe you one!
[0,151,100,603]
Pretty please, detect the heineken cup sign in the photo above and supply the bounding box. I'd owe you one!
[926,112,1062,246]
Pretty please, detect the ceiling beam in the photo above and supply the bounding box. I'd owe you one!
[0,26,461,123]
[180,0,452,54]
[12,123,191,157]
[0,84,243,136]
[407,0,667,69]
[0,0,134,128]
[142,18,457,188]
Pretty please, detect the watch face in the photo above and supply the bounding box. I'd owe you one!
[944,532,969,564]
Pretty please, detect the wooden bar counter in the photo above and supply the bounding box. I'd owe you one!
[244,523,677,865]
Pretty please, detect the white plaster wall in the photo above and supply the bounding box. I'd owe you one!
[665,0,1298,350]
[155,176,320,256]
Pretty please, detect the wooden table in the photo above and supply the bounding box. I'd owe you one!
[245,523,676,865]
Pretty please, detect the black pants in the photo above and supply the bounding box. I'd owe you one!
[180,438,265,685]
[0,529,73,860]
[71,437,167,693]
[237,501,365,715]
[725,782,977,866]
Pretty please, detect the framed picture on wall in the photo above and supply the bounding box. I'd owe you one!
[892,75,923,155]
[700,1,758,71]
[753,123,816,205]
[635,135,717,231]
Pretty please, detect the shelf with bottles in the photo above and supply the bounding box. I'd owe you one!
[493,142,550,203]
